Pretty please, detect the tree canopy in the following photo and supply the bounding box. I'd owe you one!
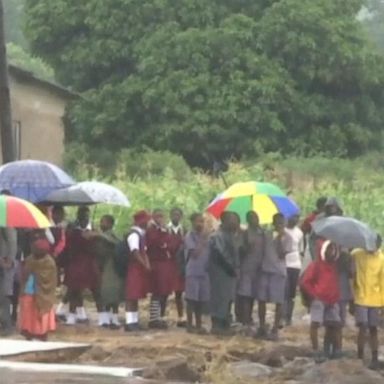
[24,0,384,168]
[4,0,26,47]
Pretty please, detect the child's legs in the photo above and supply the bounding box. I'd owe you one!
[106,303,118,313]
[357,325,368,358]
[355,305,375,358]
[160,295,168,318]
[236,295,252,325]
[243,297,253,325]
[68,290,82,313]
[368,307,380,361]
[186,299,195,327]
[91,287,102,313]
[111,303,119,314]
[310,322,321,350]
[258,301,266,329]
[369,327,379,361]
[310,299,326,351]
[126,300,138,312]
[175,291,184,319]
[273,303,282,331]
[326,322,342,353]
[235,295,242,323]
[195,302,204,329]
[285,268,299,322]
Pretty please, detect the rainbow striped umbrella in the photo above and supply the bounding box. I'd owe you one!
[207,181,299,225]
[0,195,51,228]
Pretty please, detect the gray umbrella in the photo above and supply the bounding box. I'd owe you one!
[43,181,130,207]
[312,216,378,251]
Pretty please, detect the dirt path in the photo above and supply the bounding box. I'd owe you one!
[5,301,384,383]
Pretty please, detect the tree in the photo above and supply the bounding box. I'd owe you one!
[3,0,26,47]
[24,0,384,167]
[0,0,15,162]
[257,0,384,156]
[363,0,384,52]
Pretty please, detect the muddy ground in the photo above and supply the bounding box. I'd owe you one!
[5,300,384,384]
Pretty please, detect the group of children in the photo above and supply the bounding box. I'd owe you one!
[300,198,384,370]
[0,195,383,371]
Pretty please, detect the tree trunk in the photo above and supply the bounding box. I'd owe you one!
[0,0,15,163]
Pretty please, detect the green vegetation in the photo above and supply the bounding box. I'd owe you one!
[364,0,384,52]
[4,0,26,47]
[65,150,384,236]
[7,43,54,81]
[25,0,384,168]
[4,0,54,80]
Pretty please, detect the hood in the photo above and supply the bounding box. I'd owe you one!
[319,239,339,262]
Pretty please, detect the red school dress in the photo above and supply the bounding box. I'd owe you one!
[146,225,174,297]
[125,229,150,300]
[168,224,185,293]
[64,228,100,291]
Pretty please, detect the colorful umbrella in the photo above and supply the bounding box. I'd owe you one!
[0,195,51,228]
[207,181,299,225]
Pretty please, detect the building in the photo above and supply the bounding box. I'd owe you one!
[4,65,76,165]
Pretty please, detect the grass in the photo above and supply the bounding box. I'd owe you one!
[66,153,384,236]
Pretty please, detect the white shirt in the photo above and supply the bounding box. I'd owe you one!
[127,226,145,252]
[284,227,304,269]
[168,222,183,236]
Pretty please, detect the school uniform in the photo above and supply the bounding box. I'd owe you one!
[146,224,174,297]
[257,231,287,305]
[237,227,264,298]
[209,228,239,327]
[64,227,100,292]
[126,227,150,301]
[300,240,341,325]
[351,248,384,328]
[168,223,185,294]
[184,230,210,303]
[283,226,304,323]
[92,231,123,308]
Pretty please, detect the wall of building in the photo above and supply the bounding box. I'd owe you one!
[1,75,67,165]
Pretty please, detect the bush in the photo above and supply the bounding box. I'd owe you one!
[117,149,193,181]
[63,149,384,237]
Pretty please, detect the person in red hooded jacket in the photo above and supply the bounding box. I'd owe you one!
[300,238,341,362]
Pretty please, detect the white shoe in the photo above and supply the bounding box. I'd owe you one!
[110,313,120,326]
[65,313,76,325]
[98,312,110,327]
[55,303,67,317]
[76,307,88,323]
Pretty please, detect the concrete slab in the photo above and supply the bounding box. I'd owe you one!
[0,339,90,358]
[0,361,142,378]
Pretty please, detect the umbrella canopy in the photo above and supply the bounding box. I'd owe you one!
[0,160,75,203]
[207,181,299,225]
[312,216,377,251]
[0,195,51,228]
[44,181,130,207]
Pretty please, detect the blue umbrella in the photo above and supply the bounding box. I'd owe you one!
[0,160,75,203]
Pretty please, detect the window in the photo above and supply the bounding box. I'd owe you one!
[12,121,21,160]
